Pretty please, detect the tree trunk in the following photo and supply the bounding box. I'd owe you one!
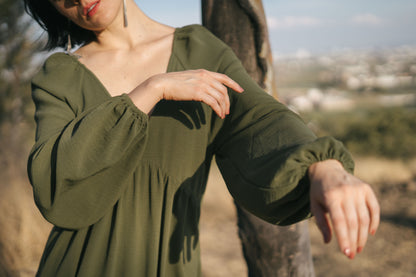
[201,1,315,276]
[201,0,277,97]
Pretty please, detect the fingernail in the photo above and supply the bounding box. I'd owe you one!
[344,248,351,257]
[357,247,363,253]
[371,229,376,236]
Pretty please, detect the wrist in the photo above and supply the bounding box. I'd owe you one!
[308,159,344,181]
[146,74,165,102]
[127,77,163,114]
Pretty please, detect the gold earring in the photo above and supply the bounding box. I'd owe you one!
[66,19,72,53]
[66,33,72,53]
[123,0,128,27]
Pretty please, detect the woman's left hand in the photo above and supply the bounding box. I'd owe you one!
[308,159,380,259]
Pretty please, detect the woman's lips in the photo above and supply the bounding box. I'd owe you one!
[84,0,101,17]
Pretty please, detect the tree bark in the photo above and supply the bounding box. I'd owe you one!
[202,1,315,276]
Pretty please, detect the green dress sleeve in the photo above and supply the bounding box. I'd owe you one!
[28,56,148,230]
[213,48,355,225]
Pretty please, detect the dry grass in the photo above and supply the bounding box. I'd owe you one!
[200,163,247,277]
[0,172,51,277]
[353,156,416,185]
[0,123,51,277]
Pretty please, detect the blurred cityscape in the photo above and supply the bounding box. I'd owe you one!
[274,46,416,112]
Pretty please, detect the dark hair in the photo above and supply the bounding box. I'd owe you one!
[23,0,95,50]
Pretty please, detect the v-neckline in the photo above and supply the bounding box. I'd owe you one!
[61,26,181,99]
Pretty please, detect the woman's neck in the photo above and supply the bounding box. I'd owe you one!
[90,1,166,51]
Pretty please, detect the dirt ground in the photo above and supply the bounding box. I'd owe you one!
[200,157,416,277]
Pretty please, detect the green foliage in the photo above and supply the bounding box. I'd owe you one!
[303,107,416,159]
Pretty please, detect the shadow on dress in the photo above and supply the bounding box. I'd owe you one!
[168,157,212,264]
[153,99,212,263]
[154,100,206,130]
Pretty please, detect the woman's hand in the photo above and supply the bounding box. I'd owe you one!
[308,159,380,259]
[128,69,244,117]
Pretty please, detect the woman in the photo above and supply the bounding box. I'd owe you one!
[24,0,380,276]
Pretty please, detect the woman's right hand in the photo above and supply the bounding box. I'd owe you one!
[128,69,244,118]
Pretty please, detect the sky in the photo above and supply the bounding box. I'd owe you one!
[137,0,416,55]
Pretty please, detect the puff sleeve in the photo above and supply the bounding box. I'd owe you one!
[214,48,354,225]
[27,57,148,229]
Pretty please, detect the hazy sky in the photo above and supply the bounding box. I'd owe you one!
[137,0,416,54]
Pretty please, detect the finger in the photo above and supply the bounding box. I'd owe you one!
[343,199,358,258]
[328,204,352,258]
[209,72,244,93]
[208,81,230,114]
[194,70,233,115]
[198,82,228,117]
[367,190,380,236]
[356,199,370,253]
[199,93,224,119]
[205,86,228,117]
[311,202,332,243]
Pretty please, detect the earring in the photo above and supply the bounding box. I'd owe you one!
[65,20,81,58]
[66,19,72,53]
[123,0,128,27]
[66,33,72,53]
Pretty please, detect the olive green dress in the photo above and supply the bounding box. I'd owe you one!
[28,25,354,276]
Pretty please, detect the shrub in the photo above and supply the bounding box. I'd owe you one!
[302,107,416,159]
